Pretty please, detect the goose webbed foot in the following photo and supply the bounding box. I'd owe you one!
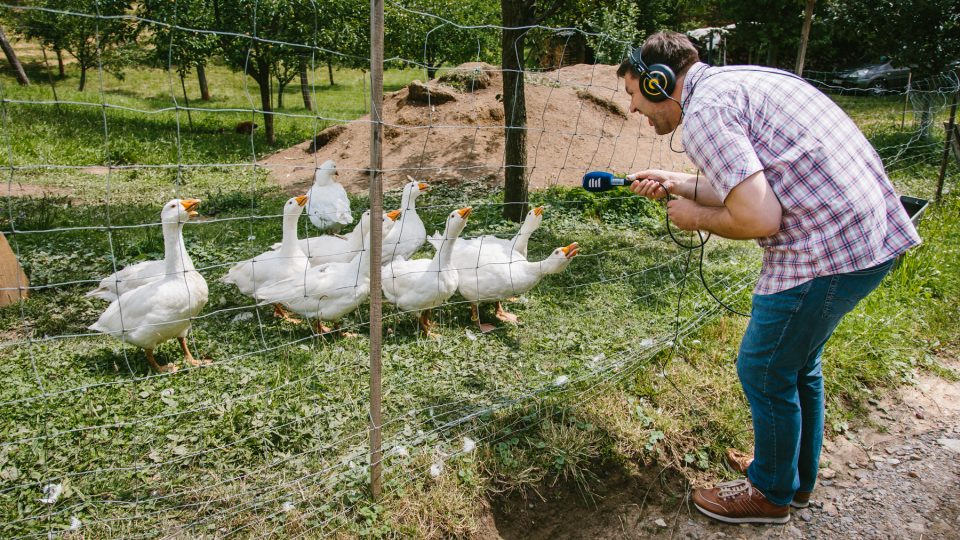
[146,349,178,373]
[495,302,519,324]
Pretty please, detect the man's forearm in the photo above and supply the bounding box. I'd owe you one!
[671,174,725,207]
[691,204,772,240]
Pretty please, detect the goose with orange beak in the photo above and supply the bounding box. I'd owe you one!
[87,199,203,302]
[278,208,402,267]
[456,241,579,333]
[429,205,545,258]
[382,206,471,337]
[382,179,429,264]
[256,211,399,336]
[89,199,209,373]
[221,195,310,321]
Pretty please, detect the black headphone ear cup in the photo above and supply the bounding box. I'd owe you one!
[641,63,677,103]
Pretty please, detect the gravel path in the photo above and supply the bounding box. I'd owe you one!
[492,362,960,539]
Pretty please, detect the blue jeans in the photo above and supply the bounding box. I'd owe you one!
[738,258,895,506]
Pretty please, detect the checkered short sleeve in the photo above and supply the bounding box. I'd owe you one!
[684,106,764,201]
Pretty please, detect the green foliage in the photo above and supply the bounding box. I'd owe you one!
[585,0,642,65]
[385,0,500,77]
[138,0,220,77]
[9,0,136,90]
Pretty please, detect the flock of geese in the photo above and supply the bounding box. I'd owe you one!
[86,160,580,373]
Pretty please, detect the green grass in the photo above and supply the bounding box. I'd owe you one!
[2,56,420,168]
[0,56,959,537]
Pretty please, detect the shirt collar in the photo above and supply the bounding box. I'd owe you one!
[681,62,710,108]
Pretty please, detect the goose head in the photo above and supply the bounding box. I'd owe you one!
[161,198,201,225]
[439,206,472,240]
[401,177,429,209]
[541,242,579,274]
[521,206,545,233]
[313,160,338,186]
[283,195,309,222]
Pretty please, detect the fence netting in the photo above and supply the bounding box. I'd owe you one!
[0,2,957,538]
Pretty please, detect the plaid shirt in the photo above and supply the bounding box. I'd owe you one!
[680,62,921,295]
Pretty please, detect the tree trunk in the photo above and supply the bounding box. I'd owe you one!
[0,25,29,86]
[795,0,815,75]
[256,59,275,145]
[426,64,438,80]
[327,57,334,86]
[298,56,313,111]
[179,72,194,131]
[56,49,65,77]
[78,65,87,91]
[501,1,529,222]
[277,79,287,110]
[197,63,211,100]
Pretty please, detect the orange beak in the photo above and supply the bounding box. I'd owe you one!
[560,242,579,258]
[387,209,402,221]
[457,206,473,219]
[533,206,544,217]
[418,182,429,191]
[295,195,309,207]
[180,199,201,217]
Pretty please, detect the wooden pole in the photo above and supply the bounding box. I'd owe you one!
[0,232,28,306]
[936,86,958,203]
[368,0,384,501]
[901,71,912,130]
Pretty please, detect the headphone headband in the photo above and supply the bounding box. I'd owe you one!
[629,47,676,103]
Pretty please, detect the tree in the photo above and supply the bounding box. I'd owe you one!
[13,0,134,91]
[795,0,815,75]
[719,0,801,67]
[0,24,29,85]
[584,0,643,65]
[500,0,570,222]
[139,0,219,102]
[831,0,960,137]
[386,0,500,80]
[212,0,302,145]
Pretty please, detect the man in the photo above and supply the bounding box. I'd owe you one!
[619,32,920,524]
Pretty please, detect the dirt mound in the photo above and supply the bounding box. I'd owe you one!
[261,63,693,194]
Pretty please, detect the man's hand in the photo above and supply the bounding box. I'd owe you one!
[628,169,680,200]
[666,199,701,231]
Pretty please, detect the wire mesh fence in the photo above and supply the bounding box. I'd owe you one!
[0,1,958,538]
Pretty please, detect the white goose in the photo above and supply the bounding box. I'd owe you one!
[89,199,209,373]
[456,241,579,332]
[86,225,195,302]
[382,207,471,336]
[221,195,309,319]
[276,209,400,267]
[255,212,397,335]
[382,179,429,264]
[429,205,544,257]
[306,160,352,231]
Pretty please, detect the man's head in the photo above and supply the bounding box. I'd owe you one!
[618,32,699,135]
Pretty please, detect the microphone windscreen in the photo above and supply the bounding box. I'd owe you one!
[582,171,630,192]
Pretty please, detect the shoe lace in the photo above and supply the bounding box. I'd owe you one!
[716,479,753,500]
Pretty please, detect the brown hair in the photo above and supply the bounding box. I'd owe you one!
[617,31,700,79]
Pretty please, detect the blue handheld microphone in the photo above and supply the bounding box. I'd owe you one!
[582,171,634,192]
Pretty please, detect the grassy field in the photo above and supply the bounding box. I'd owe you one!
[0,54,958,538]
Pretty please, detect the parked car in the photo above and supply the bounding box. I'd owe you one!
[832,57,911,94]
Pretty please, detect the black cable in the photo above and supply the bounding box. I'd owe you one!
[650,181,750,318]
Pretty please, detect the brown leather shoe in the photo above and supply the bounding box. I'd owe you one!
[692,479,790,524]
[724,448,812,509]
[791,490,811,508]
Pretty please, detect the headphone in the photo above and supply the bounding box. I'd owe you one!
[628,47,677,103]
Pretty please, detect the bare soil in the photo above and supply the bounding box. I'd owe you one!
[260,63,694,195]
[489,360,960,539]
